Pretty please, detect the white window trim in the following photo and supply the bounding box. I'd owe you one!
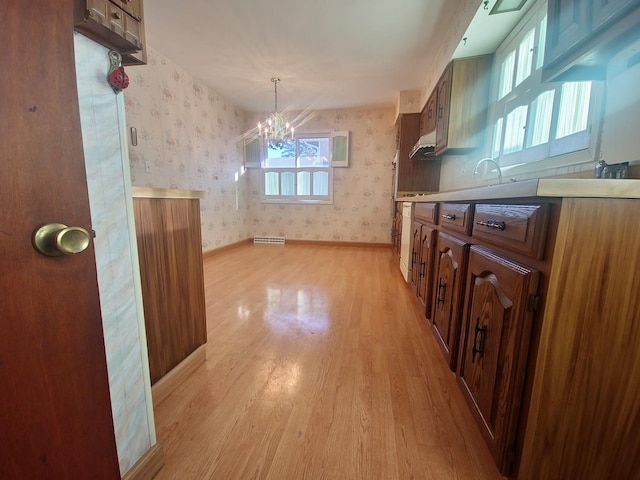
[260,131,335,205]
[482,0,604,181]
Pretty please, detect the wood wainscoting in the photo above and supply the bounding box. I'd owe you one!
[132,189,207,385]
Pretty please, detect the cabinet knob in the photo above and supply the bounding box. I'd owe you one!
[112,11,122,19]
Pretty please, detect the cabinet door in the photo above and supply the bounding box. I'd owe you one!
[421,90,437,135]
[432,232,470,370]
[410,220,423,290]
[417,225,437,317]
[457,246,539,475]
[435,65,451,150]
[592,0,640,30]
[396,113,420,192]
[545,0,590,67]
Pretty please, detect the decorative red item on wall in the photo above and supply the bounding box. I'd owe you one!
[107,51,129,93]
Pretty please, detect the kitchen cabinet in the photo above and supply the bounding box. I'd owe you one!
[431,232,470,370]
[420,89,437,136]
[400,181,640,479]
[457,246,539,476]
[543,0,640,81]
[433,55,493,156]
[396,113,441,193]
[411,203,438,318]
[74,0,147,66]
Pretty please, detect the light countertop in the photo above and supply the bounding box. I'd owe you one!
[396,179,640,202]
[131,187,205,199]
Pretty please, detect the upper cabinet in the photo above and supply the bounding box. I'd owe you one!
[74,0,147,65]
[420,89,437,137]
[396,113,441,193]
[544,0,640,81]
[433,55,493,156]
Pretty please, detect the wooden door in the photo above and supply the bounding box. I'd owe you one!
[457,246,538,476]
[410,220,422,290]
[431,233,470,370]
[435,64,451,151]
[545,0,591,66]
[417,224,436,318]
[591,0,640,30]
[0,3,120,478]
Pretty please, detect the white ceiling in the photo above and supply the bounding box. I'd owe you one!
[143,0,531,113]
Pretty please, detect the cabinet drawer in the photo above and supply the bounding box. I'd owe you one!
[472,204,549,259]
[414,202,439,225]
[439,203,472,235]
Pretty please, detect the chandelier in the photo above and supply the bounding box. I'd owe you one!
[258,77,295,150]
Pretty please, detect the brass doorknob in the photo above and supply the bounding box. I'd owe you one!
[32,223,91,257]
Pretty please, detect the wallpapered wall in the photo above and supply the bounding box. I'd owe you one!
[124,47,252,251]
[246,109,396,243]
[124,47,397,250]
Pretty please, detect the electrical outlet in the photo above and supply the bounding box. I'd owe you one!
[145,161,152,173]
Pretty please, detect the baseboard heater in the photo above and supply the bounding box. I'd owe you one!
[253,236,286,245]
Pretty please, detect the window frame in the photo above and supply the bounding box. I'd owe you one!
[483,0,604,180]
[260,131,334,204]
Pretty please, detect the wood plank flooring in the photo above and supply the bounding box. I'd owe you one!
[153,244,504,480]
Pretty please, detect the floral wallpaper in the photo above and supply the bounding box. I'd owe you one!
[124,47,252,251]
[124,46,397,250]
[246,109,396,243]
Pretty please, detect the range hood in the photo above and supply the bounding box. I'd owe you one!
[409,132,436,159]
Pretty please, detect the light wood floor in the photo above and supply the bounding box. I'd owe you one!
[153,244,504,480]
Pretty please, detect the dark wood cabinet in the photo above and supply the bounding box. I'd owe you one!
[433,55,493,156]
[411,203,438,318]
[421,88,437,136]
[396,113,440,193]
[431,232,470,370]
[74,0,147,65]
[457,246,539,476]
[544,0,640,80]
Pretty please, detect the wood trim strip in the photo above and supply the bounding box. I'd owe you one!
[121,443,164,480]
[203,239,253,259]
[131,186,205,199]
[151,345,207,409]
[284,239,392,248]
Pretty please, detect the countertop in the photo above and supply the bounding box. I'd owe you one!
[396,179,640,202]
[131,187,205,199]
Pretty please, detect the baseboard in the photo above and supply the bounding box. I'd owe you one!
[284,239,393,248]
[203,239,252,259]
[151,344,207,409]
[121,443,164,480]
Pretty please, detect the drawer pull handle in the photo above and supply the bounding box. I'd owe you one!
[472,317,487,363]
[436,278,446,307]
[441,213,456,221]
[476,219,506,231]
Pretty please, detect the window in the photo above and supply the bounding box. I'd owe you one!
[262,133,333,203]
[486,0,602,175]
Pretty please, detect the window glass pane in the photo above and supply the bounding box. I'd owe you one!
[556,82,592,139]
[516,29,535,86]
[536,16,547,70]
[313,171,329,196]
[281,172,295,195]
[297,137,330,167]
[499,50,516,99]
[264,143,296,168]
[265,172,279,195]
[297,171,310,195]
[503,105,528,154]
[492,117,503,159]
[527,90,555,147]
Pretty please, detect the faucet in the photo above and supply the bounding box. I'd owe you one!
[473,157,502,184]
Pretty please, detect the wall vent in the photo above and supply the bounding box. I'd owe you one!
[253,236,285,245]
